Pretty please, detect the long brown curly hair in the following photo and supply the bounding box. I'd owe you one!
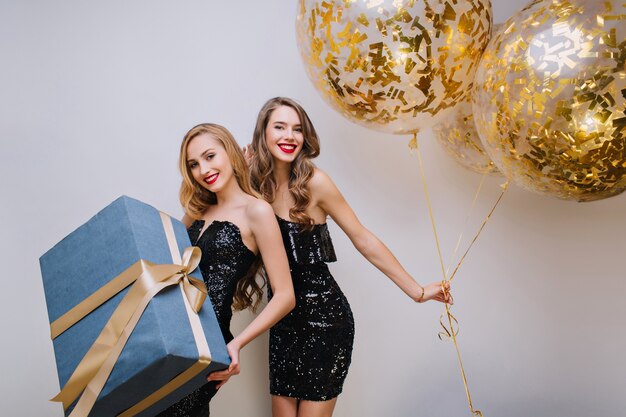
[179,123,264,311]
[249,97,320,230]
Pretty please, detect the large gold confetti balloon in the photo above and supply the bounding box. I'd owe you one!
[296,0,493,134]
[433,98,500,174]
[472,0,626,201]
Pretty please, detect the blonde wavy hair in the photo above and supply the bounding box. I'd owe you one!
[249,97,320,230]
[179,123,263,311]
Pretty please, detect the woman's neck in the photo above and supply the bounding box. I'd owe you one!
[213,176,246,206]
[273,160,292,187]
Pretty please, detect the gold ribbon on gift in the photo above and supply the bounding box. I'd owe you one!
[411,134,509,417]
[49,212,213,417]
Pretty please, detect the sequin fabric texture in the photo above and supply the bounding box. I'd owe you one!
[269,216,355,401]
[158,220,256,417]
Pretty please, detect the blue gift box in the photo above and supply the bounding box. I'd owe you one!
[40,196,230,417]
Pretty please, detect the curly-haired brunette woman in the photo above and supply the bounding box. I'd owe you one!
[247,97,451,417]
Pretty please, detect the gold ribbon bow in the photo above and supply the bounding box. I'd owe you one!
[49,212,212,417]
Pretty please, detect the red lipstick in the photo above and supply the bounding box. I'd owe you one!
[278,144,296,154]
[205,173,219,185]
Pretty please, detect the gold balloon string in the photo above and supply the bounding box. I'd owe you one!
[436,182,509,417]
[410,134,446,280]
[447,181,509,283]
[444,173,488,279]
[411,132,483,417]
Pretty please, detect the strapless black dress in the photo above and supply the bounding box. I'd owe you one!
[269,216,355,401]
[158,220,256,417]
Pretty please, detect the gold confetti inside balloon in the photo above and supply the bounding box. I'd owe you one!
[473,0,626,201]
[433,98,500,174]
[296,0,493,134]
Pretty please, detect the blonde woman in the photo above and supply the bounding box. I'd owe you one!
[247,97,451,417]
[159,123,295,417]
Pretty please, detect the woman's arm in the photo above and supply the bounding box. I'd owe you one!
[208,200,295,387]
[312,169,449,303]
[231,199,295,348]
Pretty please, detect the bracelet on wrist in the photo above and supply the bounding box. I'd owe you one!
[417,285,425,302]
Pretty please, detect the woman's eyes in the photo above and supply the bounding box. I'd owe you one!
[189,153,215,169]
[274,125,303,133]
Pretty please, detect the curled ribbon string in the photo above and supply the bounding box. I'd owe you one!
[411,132,509,417]
[438,302,459,341]
[441,284,483,417]
[50,245,205,412]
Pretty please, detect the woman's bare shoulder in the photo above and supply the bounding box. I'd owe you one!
[244,196,275,223]
[309,167,335,192]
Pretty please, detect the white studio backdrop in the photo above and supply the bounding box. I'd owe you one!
[1,1,624,416]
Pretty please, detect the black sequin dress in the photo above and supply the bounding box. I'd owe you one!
[269,216,355,401]
[158,220,256,417]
